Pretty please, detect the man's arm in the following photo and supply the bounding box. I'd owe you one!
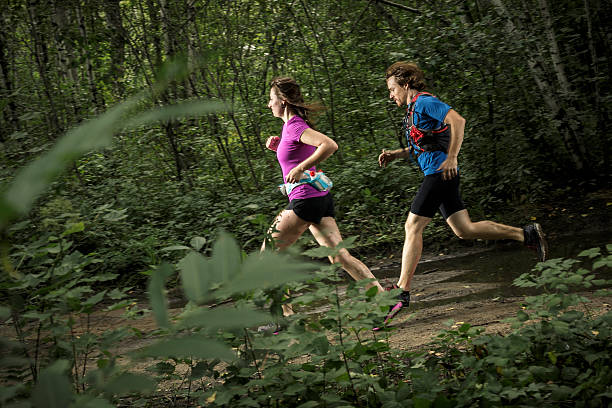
[436,109,465,180]
[378,147,411,168]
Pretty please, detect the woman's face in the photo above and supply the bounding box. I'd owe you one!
[268,87,284,118]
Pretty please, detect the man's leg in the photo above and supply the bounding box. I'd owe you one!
[445,209,523,241]
[397,212,432,291]
[446,209,549,261]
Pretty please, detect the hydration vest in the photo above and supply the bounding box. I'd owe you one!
[403,92,451,157]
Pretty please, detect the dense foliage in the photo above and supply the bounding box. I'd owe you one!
[0,0,609,279]
[0,1,610,406]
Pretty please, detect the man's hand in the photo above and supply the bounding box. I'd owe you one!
[286,165,305,183]
[378,149,396,168]
[436,156,458,180]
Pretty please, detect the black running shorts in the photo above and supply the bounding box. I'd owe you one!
[286,193,335,224]
[410,173,465,219]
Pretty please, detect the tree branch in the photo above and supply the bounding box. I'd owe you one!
[375,0,421,14]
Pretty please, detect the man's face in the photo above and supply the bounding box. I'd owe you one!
[386,76,408,107]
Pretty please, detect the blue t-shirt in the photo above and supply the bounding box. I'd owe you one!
[405,94,452,175]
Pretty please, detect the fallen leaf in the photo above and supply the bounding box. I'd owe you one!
[206,392,217,404]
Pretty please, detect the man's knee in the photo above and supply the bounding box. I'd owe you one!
[453,225,474,240]
[405,218,425,235]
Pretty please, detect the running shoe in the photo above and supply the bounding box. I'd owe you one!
[257,322,283,335]
[523,223,549,262]
[373,285,410,331]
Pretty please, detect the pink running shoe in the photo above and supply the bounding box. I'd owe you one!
[373,286,410,331]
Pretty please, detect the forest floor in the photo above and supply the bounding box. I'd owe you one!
[69,187,611,358]
[2,187,610,400]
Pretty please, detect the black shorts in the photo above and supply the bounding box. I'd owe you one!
[410,173,465,219]
[286,193,335,224]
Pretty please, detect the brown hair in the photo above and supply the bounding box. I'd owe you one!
[385,61,427,91]
[270,76,323,128]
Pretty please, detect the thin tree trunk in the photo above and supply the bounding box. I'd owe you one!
[75,2,104,111]
[490,0,587,172]
[583,0,608,172]
[0,16,19,138]
[26,0,62,137]
[102,0,126,97]
[51,0,80,119]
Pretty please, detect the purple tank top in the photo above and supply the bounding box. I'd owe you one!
[277,116,329,201]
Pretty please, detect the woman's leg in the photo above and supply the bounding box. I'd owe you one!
[261,209,312,251]
[261,209,312,316]
[446,209,523,241]
[309,217,384,293]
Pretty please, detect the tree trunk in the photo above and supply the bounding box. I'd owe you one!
[75,2,104,111]
[0,14,19,138]
[102,0,126,97]
[26,0,62,137]
[583,0,608,172]
[489,0,588,173]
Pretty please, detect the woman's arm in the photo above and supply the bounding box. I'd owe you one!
[285,128,338,183]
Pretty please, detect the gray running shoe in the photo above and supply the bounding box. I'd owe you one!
[257,322,283,335]
[523,223,549,262]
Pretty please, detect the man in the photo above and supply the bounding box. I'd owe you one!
[377,61,548,326]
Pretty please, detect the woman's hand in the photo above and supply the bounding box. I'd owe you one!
[378,149,396,168]
[286,165,305,183]
[266,136,280,152]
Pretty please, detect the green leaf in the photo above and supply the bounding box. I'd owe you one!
[102,209,128,222]
[124,99,225,128]
[296,401,320,408]
[593,257,612,270]
[102,373,156,398]
[31,360,73,408]
[148,263,173,328]
[178,252,210,304]
[577,247,600,258]
[0,306,10,321]
[210,232,241,282]
[136,337,234,360]
[61,221,85,236]
[312,336,329,355]
[516,310,529,322]
[190,236,207,251]
[336,236,357,250]
[72,395,115,408]
[226,252,314,295]
[178,306,271,330]
[162,245,191,251]
[83,290,107,307]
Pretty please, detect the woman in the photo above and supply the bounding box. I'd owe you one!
[263,76,384,319]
